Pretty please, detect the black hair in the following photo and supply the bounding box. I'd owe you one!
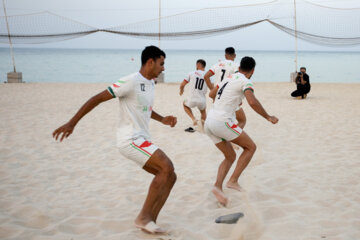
[300,67,306,71]
[141,45,166,65]
[240,56,256,71]
[225,47,235,55]
[196,59,206,68]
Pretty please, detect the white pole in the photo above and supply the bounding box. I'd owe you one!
[294,0,298,72]
[2,0,16,72]
[158,0,161,48]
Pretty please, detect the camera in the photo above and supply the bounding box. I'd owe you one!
[297,72,303,76]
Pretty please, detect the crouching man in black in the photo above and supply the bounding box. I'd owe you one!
[291,67,311,99]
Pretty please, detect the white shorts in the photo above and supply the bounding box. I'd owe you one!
[184,99,206,111]
[118,137,159,167]
[204,117,243,144]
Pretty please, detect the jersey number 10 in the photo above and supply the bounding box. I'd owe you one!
[195,77,205,90]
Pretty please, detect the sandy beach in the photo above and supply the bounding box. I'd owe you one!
[0,82,359,240]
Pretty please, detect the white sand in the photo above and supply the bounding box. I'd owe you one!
[0,82,359,240]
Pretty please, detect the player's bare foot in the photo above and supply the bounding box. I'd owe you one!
[226,181,245,192]
[197,120,204,133]
[135,221,167,234]
[212,187,229,206]
[134,216,152,228]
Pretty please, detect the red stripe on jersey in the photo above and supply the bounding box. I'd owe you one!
[209,69,215,74]
[184,79,189,83]
[113,83,120,88]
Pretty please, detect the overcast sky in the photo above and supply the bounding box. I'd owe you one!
[1,0,360,51]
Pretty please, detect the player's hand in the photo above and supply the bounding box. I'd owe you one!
[162,116,177,127]
[52,122,75,142]
[267,116,279,124]
[179,89,184,96]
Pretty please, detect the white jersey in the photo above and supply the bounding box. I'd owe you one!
[184,70,207,102]
[107,72,155,144]
[209,59,239,86]
[208,72,254,122]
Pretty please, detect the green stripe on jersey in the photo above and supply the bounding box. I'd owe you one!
[107,87,116,98]
[117,80,126,83]
[244,88,254,93]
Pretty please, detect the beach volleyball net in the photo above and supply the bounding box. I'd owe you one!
[1,0,360,46]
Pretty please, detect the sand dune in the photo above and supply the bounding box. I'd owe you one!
[0,82,359,240]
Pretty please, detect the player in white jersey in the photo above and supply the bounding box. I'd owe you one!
[204,47,239,86]
[53,46,177,234]
[179,59,212,130]
[205,56,279,206]
[204,47,247,130]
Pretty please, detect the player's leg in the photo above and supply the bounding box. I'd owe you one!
[183,101,197,125]
[135,149,176,227]
[145,150,176,222]
[200,109,206,124]
[198,103,207,132]
[227,131,256,191]
[212,140,236,205]
[235,108,246,129]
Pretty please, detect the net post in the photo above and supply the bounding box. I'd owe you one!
[3,0,23,83]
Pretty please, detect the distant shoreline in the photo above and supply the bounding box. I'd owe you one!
[1,48,359,83]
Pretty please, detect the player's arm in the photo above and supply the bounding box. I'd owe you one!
[179,80,188,96]
[52,90,113,141]
[204,70,214,87]
[151,110,177,127]
[244,90,278,124]
[209,85,219,101]
[204,77,214,90]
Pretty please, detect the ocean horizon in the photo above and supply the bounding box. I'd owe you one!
[1,47,359,83]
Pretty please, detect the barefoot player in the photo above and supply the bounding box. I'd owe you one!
[205,56,278,206]
[204,47,247,129]
[179,59,212,130]
[53,46,177,234]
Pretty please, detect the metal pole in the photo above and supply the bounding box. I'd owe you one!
[2,0,16,72]
[158,0,161,48]
[294,0,298,72]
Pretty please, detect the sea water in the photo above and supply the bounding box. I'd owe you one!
[0,48,359,83]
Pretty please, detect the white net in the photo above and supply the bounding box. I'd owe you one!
[0,12,97,44]
[1,0,360,46]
